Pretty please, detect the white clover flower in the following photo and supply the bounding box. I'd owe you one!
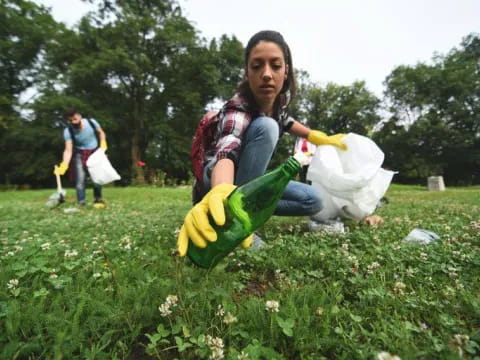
[420,252,428,260]
[316,307,324,317]
[119,235,133,250]
[215,304,225,317]
[406,267,415,278]
[377,351,401,360]
[165,295,178,307]
[93,272,102,279]
[455,279,464,290]
[450,334,469,357]
[14,245,23,252]
[223,312,238,325]
[158,303,172,317]
[393,281,406,295]
[265,300,279,313]
[447,266,458,278]
[210,347,224,360]
[237,351,249,360]
[7,279,19,289]
[64,249,78,258]
[158,295,178,317]
[41,242,51,250]
[341,243,349,252]
[49,273,58,279]
[6,251,15,256]
[443,286,456,297]
[206,335,225,360]
[367,262,380,274]
[206,335,224,348]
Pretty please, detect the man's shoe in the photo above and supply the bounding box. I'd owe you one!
[93,199,105,209]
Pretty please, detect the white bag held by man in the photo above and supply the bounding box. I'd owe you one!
[307,133,395,221]
[86,149,121,185]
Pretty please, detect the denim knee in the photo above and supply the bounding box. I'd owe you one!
[306,189,323,215]
[246,116,279,148]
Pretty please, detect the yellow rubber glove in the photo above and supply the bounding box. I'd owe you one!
[307,130,348,151]
[53,162,68,176]
[240,233,254,249]
[176,184,256,256]
[100,140,108,151]
[177,183,236,257]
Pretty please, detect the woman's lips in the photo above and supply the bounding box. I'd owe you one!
[259,85,275,93]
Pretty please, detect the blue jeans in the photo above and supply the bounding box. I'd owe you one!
[74,152,102,204]
[203,116,322,216]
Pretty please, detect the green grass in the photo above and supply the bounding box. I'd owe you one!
[0,184,479,359]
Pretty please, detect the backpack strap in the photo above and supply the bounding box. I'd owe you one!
[67,126,76,148]
[85,118,100,148]
[190,111,219,185]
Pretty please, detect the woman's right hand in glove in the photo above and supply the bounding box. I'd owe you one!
[176,183,236,257]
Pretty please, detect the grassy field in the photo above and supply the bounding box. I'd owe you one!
[0,184,479,359]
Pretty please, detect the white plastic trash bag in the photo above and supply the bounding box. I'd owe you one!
[86,149,121,185]
[307,133,396,221]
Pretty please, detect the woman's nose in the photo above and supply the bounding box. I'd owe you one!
[262,65,273,80]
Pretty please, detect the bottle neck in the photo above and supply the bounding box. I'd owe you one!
[283,157,301,177]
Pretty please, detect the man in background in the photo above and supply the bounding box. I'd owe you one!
[54,108,108,208]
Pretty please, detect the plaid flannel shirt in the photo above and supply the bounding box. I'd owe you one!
[204,93,295,174]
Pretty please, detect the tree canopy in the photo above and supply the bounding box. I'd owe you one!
[0,0,478,187]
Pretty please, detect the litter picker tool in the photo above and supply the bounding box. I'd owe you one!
[46,166,67,208]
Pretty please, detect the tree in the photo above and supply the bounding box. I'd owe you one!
[37,0,244,183]
[303,80,381,136]
[0,0,60,186]
[383,33,480,185]
[0,0,57,128]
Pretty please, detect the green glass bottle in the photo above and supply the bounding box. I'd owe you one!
[187,156,301,269]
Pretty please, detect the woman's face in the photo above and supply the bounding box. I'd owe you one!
[246,41,288,112]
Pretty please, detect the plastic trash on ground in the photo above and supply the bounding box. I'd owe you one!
[307,133,396,222]
[308,219,345,234]
[403,228,440,244]
[86,149,121,185]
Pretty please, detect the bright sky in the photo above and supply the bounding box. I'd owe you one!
[35,0,479,97]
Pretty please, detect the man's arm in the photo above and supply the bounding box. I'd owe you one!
[62,140,73,165]
[96,126,107,150]
[97,126,106,142]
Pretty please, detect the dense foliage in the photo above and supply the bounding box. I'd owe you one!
[0,0,478,186]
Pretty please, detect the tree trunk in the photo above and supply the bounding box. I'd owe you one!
[131,98,145,183]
